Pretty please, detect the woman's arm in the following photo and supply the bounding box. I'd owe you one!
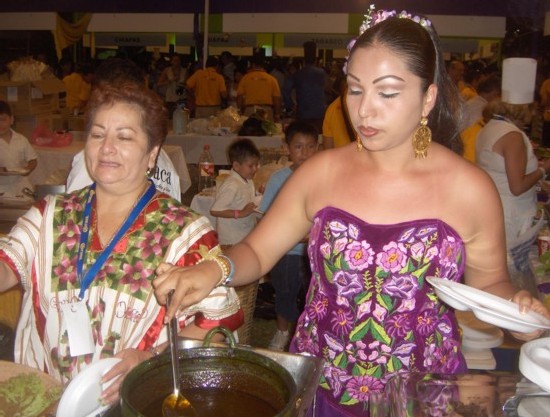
[155,159,317,321]
[498,131,543,195]
[461,166,549,339]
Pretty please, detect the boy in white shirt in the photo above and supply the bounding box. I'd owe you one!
[0,100,38,197]
[210,138,260,245]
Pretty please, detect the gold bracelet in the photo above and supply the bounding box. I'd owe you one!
[197,250,234,286]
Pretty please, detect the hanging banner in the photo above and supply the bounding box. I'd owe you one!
[94,32,166,47]
[176,33,256,47]
[284,34,351,49]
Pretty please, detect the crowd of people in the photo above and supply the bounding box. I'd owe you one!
[2,6,550,417]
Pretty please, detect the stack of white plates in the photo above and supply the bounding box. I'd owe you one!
[519,337,550,393]
[427,277,550,333]
[456,311,503,370]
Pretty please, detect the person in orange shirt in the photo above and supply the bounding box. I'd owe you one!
[322,89,353,149]
[62,62,93,114]
[237,54,281,122]
[186,56,227,119]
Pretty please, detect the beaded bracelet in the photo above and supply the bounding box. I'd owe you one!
[217,254,235,286]
[197,251,235,287]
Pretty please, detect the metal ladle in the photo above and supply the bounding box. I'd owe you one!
[162,291,198,417]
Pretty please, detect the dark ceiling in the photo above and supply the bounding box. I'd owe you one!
[0,0,545,18]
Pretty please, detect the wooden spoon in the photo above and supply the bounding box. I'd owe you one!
[162,291,197,417]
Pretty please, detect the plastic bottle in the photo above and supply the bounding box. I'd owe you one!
[198,144,215,192]
[172,104,185,135]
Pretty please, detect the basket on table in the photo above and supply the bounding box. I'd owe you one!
[234,281,259,345]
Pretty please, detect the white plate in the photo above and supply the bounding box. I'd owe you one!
[459,319,504,349]
[519,337,550,393]
[427,277,550,333]
[56,358,121,417]
[426,277,474,311]
[456,311,504,349]
[518,396,550,417]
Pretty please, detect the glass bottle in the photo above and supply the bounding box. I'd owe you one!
[197,144,215,192]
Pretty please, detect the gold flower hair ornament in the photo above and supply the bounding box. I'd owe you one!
[343,5,432,74]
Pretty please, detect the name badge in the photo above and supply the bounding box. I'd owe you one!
[60,300,95,357]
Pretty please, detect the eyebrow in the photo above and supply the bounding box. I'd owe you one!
[373,75,405,83]
[347,72,405,84]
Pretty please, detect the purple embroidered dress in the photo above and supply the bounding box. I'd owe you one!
[290,207,467,416]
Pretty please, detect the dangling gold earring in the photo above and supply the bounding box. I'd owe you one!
[356,135,363,152]
[412,116,431,158]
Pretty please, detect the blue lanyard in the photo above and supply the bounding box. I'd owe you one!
[76,181,156,300]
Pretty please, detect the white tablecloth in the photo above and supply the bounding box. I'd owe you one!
[165,133,285,165]
[190,192,216,229]
[30,141,192,193]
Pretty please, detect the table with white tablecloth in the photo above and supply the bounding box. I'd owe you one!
[29,141,192,193]
[165,133,285,165]
[190,191,217,229]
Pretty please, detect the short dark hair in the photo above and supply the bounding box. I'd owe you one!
[93,57,145,87]
[463,60,486,84]
[227,138,260,164]
[477,74,501,95]
[206,56,219,68]
[284,121,318,144]
[0,100,12,116]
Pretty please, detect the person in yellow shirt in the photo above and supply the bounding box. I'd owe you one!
[62,62,93,114]
[322,90,353,149]
[461,118,485,163]
[186,56,227,119]
[237,55,281,122]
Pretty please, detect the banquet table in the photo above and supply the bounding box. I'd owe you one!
[29,140,192,194]
[165,132,285,165]
[190,190,217,229]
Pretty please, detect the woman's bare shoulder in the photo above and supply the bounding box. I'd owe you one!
[435,147,503,225]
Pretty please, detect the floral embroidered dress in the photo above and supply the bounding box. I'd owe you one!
[290,207,467,417]
[0,187,242,384]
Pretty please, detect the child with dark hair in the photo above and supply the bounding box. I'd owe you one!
[210,138,261,245]
[0,100,38,196]
[258,121,318,350]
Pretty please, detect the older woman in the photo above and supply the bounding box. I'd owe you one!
[0,82,242,404]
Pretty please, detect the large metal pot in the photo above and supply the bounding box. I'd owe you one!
[119,327,303,417]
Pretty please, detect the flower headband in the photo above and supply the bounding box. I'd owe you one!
[358,4,431,36]
[343,5,432,73]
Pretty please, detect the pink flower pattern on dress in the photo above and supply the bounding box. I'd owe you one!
[291,209,466,415]
[49,187,213,380]
[120,260,153,293]
[57,219,80,251]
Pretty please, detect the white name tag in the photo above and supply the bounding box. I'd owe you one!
[60,300,95,357]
